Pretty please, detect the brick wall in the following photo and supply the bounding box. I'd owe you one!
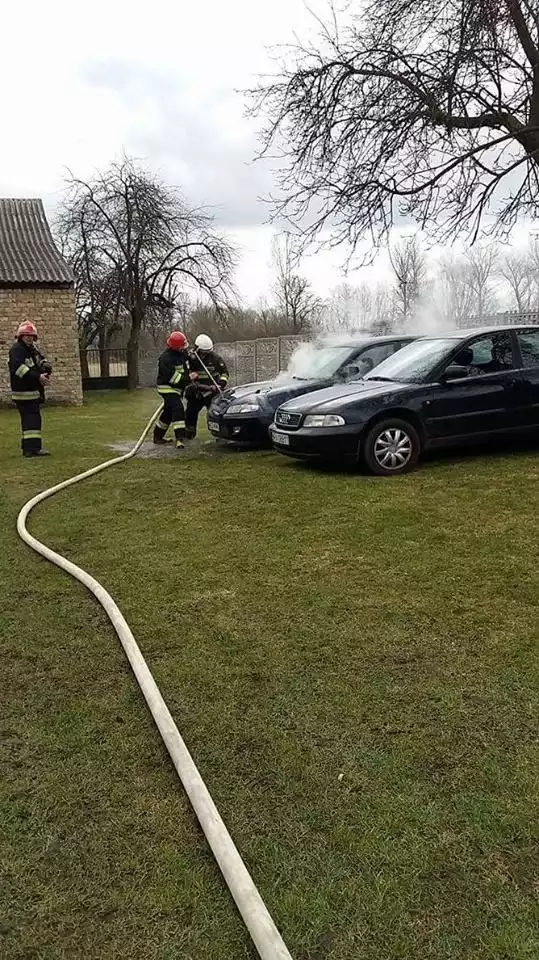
[0,288,82,405]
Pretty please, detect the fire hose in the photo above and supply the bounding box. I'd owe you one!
[16,402,292,960]
[192,347,223,393]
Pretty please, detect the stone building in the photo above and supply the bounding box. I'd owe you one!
[0,199,82,405]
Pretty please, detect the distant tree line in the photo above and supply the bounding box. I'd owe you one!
[185,236,539,344]
[322,237,539,335]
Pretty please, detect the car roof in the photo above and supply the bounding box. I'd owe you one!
[322,334,416,347]
[418,324,538,340]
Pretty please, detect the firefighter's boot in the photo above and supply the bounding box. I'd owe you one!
[153,419,172,444]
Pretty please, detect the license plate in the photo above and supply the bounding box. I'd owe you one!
[272,430,290,446]
[208,421,220,434]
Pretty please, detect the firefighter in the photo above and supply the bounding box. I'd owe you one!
[185,334,229,439]
[8,322,52,458]
[153,331,190,449]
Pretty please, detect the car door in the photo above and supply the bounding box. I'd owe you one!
[515,328,539,428]
[423,332,520,441]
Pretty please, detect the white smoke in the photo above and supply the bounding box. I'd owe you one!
[277,333,350,380]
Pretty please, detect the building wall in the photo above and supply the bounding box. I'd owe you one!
[0,288,82,405]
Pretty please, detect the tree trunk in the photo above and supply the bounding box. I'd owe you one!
[79,348,90,379]
[98,327,110,378]
[127,306,143,389]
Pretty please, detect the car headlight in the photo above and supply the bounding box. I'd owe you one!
[227,401,260,414]
[303,414,346,427]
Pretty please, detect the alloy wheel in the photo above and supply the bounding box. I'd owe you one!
[373,427,413,471]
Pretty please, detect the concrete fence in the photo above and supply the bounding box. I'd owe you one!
[139,334,304,388]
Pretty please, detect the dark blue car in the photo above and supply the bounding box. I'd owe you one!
[208,335,415,445]
[270,325,539,475]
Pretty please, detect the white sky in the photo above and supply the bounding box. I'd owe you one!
[0,0,533,304]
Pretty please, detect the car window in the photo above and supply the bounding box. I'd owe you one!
[517,330,539,368]
[345,342,395,378]
[450,333,514,376]
[286,345,361,380]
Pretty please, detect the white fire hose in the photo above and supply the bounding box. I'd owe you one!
[16,403,292,960]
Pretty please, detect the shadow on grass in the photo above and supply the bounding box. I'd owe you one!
[274,432,539,478]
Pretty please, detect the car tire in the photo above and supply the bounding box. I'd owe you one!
[362,418,421,476]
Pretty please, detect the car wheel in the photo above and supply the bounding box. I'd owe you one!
[362,418,421,476]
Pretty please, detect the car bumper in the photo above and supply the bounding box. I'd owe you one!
[207,413,270,444]
[269,424,360,461]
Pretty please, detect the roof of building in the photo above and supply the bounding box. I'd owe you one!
[0,199,74,287]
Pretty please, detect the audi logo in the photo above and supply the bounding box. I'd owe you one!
[279,412,290,423]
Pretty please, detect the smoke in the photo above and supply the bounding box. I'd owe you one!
[406,301,456,336]
[278,333,349,380]
[280,341,319,378]
[277,285,482,383]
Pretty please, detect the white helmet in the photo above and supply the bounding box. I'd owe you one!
[195,333,213,352]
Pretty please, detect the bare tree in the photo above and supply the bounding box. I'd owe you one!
[388,236,426,322]
[499,247,536,311]
[272,233,323,332]
[323,279,394,333]
[529,238,539,306]
[463,245,500,316]
[431,252,476,327]
[250,1,539,251]
[58,158,236,388]
[323,282,365,332]
[57,219,125,378]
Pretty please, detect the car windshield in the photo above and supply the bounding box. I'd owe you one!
[363,338,457,383]
[287,344,357,380]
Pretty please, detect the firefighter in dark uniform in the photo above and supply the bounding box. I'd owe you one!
[153,330,190,449]
[8,322,52,457]
[185,334,229,439]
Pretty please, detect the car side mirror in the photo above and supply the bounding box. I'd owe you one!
[440,364,469,383]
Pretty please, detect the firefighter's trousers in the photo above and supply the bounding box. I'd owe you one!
[185,384,214,438]
[154,391,186,444]
[15,399,42,454]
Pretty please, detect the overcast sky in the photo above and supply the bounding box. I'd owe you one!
[1,0,358,301]
[1,0,533,305]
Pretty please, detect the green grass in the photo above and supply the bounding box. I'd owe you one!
[1,390,538,960]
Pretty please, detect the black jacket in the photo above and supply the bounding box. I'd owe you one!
[189,350,229,390]
[8,341,50,402]
[156,348,190,394]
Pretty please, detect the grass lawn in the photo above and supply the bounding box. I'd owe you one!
[1,390,538,960]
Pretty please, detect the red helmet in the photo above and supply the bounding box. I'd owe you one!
[16,321,38,340]
[167,331,188,351]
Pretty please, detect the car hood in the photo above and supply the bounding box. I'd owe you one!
[222,376,328,404]
[280,379,411,412]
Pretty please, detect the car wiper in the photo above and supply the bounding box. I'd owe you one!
[365,376,397,382]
